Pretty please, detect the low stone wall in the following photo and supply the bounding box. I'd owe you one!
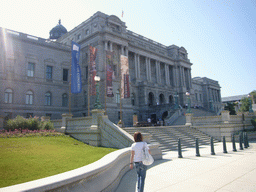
[190,111,255,142]
[52,110,135,149]
[1,144,161,192]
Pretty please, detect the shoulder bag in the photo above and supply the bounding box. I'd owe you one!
[142,142,154,166]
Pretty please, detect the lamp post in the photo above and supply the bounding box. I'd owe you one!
[186,91,191,113]
[174,92,179,109]
[94,75,102,109]
[248,94,253,114]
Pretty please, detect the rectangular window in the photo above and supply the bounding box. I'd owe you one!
[27,62,35,77]
[46,66,53,80]
[63,69,68,81]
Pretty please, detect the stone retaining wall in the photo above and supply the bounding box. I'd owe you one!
[1,144,161,192]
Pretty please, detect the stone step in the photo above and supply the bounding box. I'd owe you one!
[123,126,219,152]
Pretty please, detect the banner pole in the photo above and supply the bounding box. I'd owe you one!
[105,50,107,113]
[120,56,123,125]
[88,45,90,116]
[69,53,72,114]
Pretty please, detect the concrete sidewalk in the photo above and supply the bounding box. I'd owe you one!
[116,142,256,192]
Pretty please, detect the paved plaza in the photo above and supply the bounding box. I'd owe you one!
[116,142,256,192]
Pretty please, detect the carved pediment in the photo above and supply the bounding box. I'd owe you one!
[108,15,122,24]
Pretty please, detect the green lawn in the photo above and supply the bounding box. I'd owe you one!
[0,135,117,188]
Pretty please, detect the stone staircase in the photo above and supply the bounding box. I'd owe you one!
[170,108,216,126]
[123,126,219,152]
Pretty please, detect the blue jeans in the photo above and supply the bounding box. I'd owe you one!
[135,162,147,192]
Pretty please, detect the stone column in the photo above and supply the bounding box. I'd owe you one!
[137,54,141,80]
[156,61,160,84]
[121,45,124,55]
[61,113,73,133]
[146,57,149,81]
[179,66,182,86]
[134,54,138,79]
[148,58,152,82]
[110,42,113,52]
[165,64,170,85]
[188,69,192,88]
[105,41,108,50]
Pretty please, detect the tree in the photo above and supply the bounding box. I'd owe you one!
[239,90,256,112]
[224,102,236,115]
[250,90,256,104]
[239,97,250,112]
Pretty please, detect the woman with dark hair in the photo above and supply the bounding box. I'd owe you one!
[130,132,151,192]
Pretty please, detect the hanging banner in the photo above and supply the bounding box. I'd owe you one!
[71,41,82,93]
[120,55,130,98]
[89,46,97,96]
[106,51,114,97]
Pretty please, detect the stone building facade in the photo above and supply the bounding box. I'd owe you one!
[0,11,221,126]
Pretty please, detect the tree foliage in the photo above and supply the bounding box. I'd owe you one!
[224,102,236,115]
[239,90,256,112]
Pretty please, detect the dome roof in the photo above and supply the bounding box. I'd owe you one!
[49,20,67,39]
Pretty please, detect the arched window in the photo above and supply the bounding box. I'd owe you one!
[62,93,68,107]
[116,89,120,104]
[148,92,154,106]
[4,88,13,104]
[131,93,136,106]
[45,92,51,106]
[26,91,33,105]
[159,94,165,105]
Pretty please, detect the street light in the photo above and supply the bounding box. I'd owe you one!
[174,92,179,109]
[94,75,102,109]
[186,91,191,113]
[248,94,253,114]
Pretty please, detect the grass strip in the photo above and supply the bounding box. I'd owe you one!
[0,135,117,188]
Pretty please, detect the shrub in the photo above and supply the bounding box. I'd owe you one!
[6,115,27,131]
[40,121,54,130]
[5,116,54,131]
[27,117,40,130]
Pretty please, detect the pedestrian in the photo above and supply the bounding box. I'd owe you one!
[130,132,151,192]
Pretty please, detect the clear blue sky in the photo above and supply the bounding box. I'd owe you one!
[1,0,255,97]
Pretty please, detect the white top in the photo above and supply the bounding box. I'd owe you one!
[131,142,149,162]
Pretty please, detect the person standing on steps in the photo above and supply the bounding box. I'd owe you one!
[130,132,151,192]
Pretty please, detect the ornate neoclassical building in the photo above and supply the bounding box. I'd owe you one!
[0,11,221,126]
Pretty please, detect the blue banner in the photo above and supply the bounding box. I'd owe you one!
[71,41,82,93]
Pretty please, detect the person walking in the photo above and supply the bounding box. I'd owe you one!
[130,132,151,192]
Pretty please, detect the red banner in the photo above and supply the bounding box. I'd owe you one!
[120,55,130,98]
[106,51,114,97]
[89,46,97,96]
